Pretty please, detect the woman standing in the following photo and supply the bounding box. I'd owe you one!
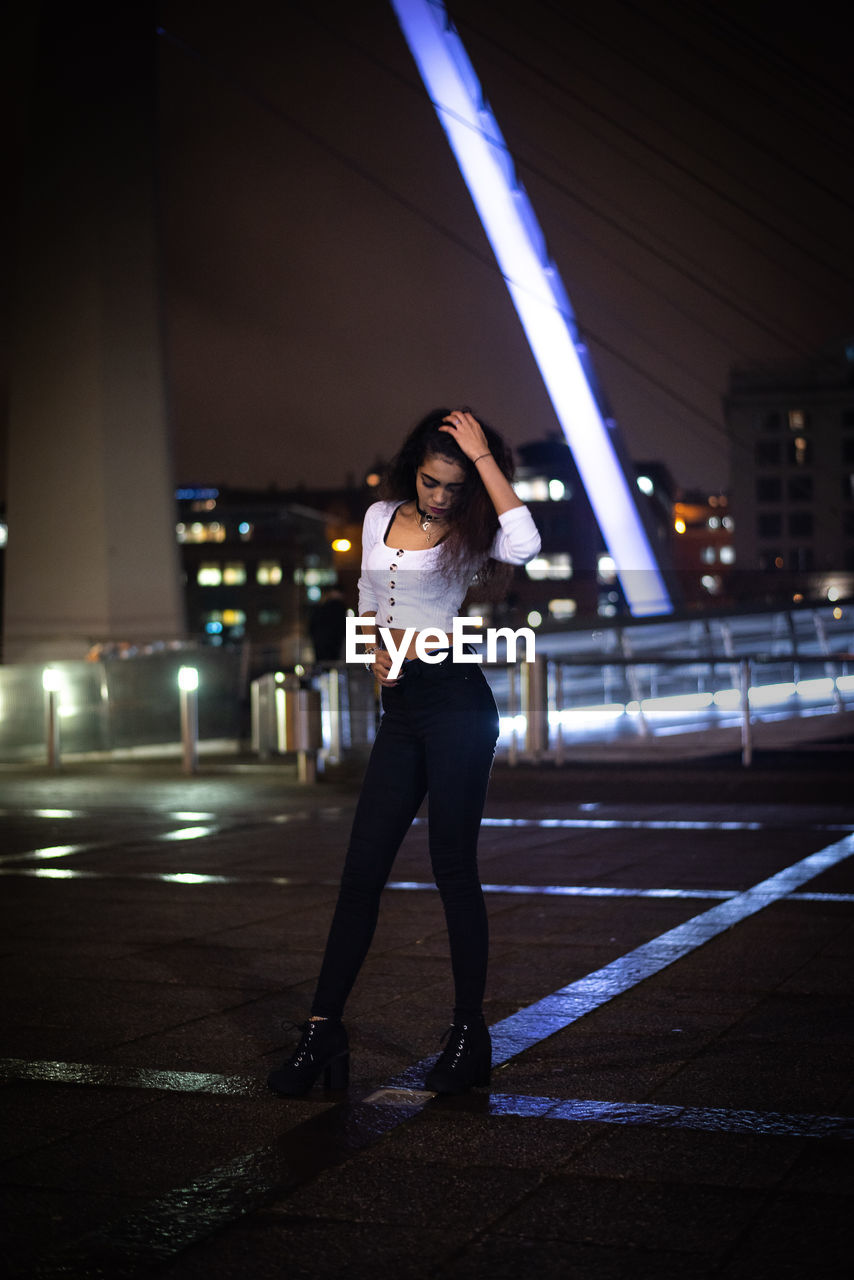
[268,408,541,1096]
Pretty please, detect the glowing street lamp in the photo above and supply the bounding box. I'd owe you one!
[178,666,199,774]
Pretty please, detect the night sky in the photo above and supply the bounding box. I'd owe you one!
[8,0,854,499]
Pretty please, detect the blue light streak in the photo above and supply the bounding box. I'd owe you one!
[389,0,672,616]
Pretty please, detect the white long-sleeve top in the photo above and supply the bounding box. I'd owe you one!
[357,500,541,632]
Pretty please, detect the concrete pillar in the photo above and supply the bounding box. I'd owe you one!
[3,2,184,663]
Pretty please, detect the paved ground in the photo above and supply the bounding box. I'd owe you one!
[1,745,852,1278]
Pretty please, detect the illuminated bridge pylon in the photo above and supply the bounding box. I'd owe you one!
[390,0,673,617]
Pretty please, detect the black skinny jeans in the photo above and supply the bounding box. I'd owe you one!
[311,656,500,1022]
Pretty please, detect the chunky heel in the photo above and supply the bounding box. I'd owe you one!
[267,1019,349,1097]
[473,1062,491,1088]
[425,1020,492,1095]
[323,1052,350,1090]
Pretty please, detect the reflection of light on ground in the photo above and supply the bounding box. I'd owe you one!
[158,872,230,885]
[158,826,216,842]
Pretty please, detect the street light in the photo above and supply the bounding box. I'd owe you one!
[178,666,199,774]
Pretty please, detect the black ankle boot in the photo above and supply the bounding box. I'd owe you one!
[425,1019,491,1094]
[267,1019,349,1096]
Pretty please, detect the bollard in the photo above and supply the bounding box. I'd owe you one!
[506,664,519,766]
[178,666,199,774]
[739,658,753,768]
[521,659,548,759]
[42,667,61,769]
[548,660,565,766]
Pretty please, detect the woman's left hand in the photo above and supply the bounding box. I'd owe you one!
[439,410,490,463]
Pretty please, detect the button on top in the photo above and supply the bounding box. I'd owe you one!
[390,563,397,571]
[397,550,405,557]
[389,598,395,605]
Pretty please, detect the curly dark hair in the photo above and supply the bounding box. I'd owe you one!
[380,408,516,596]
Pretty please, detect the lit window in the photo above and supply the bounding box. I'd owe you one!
[788,409,808,432]
[722,516,734,530]
[597,554,616,580]
[674,519,686,534]
[707,516,720,530]
[788,436,811,467]
[701,575,721,594]
[525,554,572,580]
[547,478,566,501]
[222,562,246,585]
[184,522,225,544]
[527,610,543,627]
[221,609,246,626]
[238,521,252,539]
[294,567,337,587]
[513,477,549,503]
[636,475,654,496]
[365,472,381,487]
[197,564,222,586]
[701,547,716,564]
[257,561,283,585]
[331,538,352,552]
[719,546,735,564]
[548,598,577,620]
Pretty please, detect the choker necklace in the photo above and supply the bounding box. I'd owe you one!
[415,500,436,534]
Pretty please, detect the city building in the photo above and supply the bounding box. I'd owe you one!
[0,437,699,667]
[725,338,854,603]
[508,438,680,623]
[670,490,735,604]
[175,485,363,667]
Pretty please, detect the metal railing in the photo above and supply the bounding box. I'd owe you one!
[496,654,852,768]
[1,605,850,772]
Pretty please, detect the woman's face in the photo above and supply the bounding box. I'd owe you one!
[415,452,466,519]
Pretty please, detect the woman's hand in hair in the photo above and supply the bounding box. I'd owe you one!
[440,410,490,464]
[443,409,524,516]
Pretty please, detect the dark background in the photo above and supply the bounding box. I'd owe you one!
[3,0,852,498]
